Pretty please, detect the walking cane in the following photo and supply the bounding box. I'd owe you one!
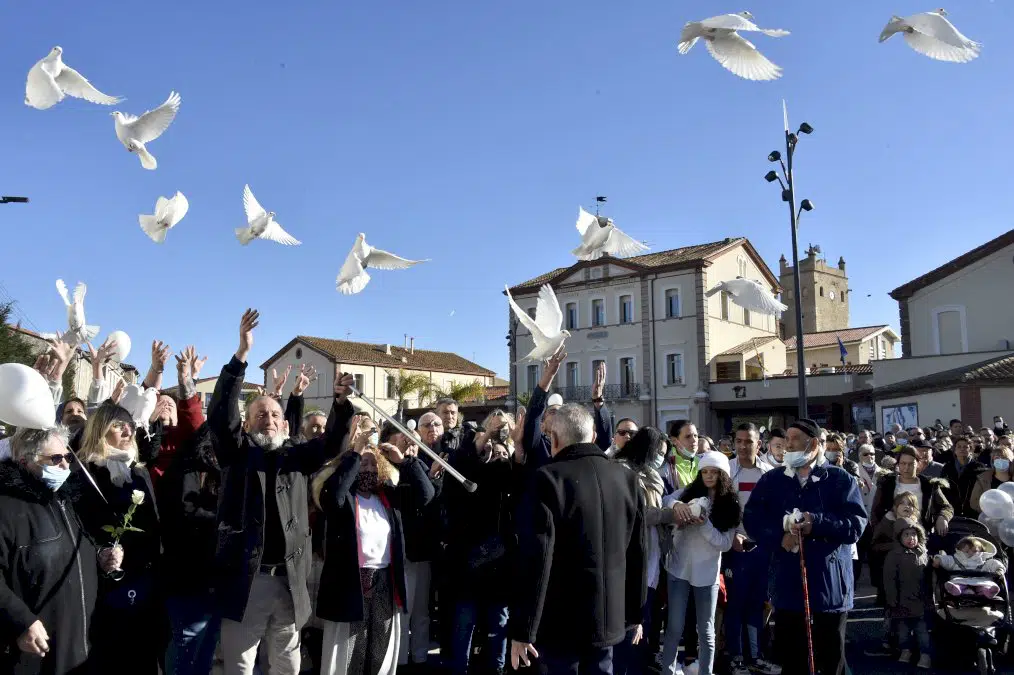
[347,384,477,492]
[798,532,816,675]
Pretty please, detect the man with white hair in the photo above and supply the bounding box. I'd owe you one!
[211,310,349,675]
[510,403,646,675]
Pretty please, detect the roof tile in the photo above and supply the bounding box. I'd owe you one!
[298,336,495,377]
[784,325,892,351]
[718,336,782,357]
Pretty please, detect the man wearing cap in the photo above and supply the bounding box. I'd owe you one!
[743,418,867,675]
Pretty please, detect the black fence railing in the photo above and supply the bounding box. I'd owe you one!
[550,383,645,401]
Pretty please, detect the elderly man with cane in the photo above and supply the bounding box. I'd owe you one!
[743,419,867,675]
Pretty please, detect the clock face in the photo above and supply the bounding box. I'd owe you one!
[829,290,835,300]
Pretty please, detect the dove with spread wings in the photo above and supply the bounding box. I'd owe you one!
[235,185,301,246]
[879,9,981,63]
[139,192,189,244]
[336,233,427,295]
[505,284,570,362]
[571,207,649,261]
[678,11,789,81]
[39,280,100,347]
[25,46,122,110]
[112,91,181,170]
[706,277,787,318]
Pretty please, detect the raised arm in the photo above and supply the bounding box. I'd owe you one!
[173,346,207,439]
[284,364,316,440]
[142,340,172,390]
[208,310,258,465]
[591,361,613,452]
[85,339,119,409]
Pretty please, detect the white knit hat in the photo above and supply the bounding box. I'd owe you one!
[698,450,731,477]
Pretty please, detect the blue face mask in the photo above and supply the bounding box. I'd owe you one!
[994,458,1010,472]
[783,450,813,468]
[369,431,380,447]
[40,465,70,492]
[649,447,666,471]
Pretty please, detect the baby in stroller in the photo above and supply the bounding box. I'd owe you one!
[934,536,1007,599]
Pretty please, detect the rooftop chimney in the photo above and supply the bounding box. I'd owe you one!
[410,337,415,354]
[404,334,408,349]
[385,343,392,355]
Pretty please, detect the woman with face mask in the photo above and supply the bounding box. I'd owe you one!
[312,425,436,675]
[0,426,122,674]
[71,401,164,674]
[970,446,1014,516]
[664,420,700,493]
[613,427,677,674]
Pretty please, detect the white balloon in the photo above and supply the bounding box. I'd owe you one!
[107,330,131,363]
[979,489,1014,521]
[999,519,1014,549]
[998,482,1014,501]
[0,363,56,429]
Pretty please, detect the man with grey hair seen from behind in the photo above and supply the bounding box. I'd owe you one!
[510,403,646,675]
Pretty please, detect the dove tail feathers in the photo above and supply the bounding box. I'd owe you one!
[139,214,167,243]
[704,286,722,298]
[235,228,255,245]
[761,29,790,38]
[136,146,157,170]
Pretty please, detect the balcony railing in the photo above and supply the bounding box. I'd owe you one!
[551,383,645,401]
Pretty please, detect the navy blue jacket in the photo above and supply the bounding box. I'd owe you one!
[743,464,867,614]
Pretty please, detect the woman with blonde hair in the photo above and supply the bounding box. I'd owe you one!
[71,401,164,674]
[312,413,436,675]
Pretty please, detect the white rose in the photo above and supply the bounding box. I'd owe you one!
[131,490,145,506]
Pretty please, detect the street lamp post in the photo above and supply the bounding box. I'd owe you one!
[765,104,814,419]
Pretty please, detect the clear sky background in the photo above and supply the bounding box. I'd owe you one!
[1,1,1011,383]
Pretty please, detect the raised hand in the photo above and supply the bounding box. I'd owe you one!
[236,309,259,362]
[151,340,171,372]
[293,363,317,396]
[379,442,405,465]
[190,349,207,379]
[150,397,173,424]
[111,378,127,404]
[271,364,293,397]
[334,369,355,402]
[592,360,606,401]
[87,338,119,381]
[176,348,192,383]
[539,347,567,390]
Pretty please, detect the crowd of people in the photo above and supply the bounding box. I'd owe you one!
[0,315,1012,675]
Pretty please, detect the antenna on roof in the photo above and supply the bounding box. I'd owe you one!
[595,195,607,216]
[346,330,352,340]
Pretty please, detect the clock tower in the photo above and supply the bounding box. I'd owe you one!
[778,245,850,338]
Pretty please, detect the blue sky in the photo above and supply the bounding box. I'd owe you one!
[1,1,1011,383]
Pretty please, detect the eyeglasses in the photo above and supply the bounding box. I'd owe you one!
[421,421,443,429]
[616,429,636,437]
[40,452,75,466]
[110,421,134,433]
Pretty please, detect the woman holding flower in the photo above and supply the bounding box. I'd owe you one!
[71,401,164,674]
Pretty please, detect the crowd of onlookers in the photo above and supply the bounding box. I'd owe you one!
[0,316,1011,675]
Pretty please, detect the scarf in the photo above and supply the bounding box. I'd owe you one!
[93,446,137,488]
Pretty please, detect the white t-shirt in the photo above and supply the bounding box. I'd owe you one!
[895,480,923,508]
[356,493,392,569]
[732,463,764,535]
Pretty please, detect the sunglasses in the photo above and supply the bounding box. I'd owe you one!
[40,452,75,466]
[616,429,636,437]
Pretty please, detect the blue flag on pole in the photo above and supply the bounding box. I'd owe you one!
[837,336,847,366]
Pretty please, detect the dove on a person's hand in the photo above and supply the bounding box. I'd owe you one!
[505,284,570,362]
[571,207,649,261]
[25,46,122,110]
[678,11,789,81]
[235,185,301,246]
[139,192,189,244]
[112,91,181,170]
[39,280,100,347]
[706,277,787,317]
[336,233,427,295]
[879,9,981,63]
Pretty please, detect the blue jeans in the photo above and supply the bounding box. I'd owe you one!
[450,598,509,675]
[891,617,931,655]
[660,576,718,675]
[724,548,768,661]
[165,594,222,675]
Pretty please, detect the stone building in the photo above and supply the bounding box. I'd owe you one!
[778,245,850,337]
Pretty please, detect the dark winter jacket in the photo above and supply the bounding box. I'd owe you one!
[314,452,435,623]
[209,357,342,627]
[871,474,953,533]
[0,462,98,675]
[882,518,931,619]
[511,443,646,650]
[744,464,868,614]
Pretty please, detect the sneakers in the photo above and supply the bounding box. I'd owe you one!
[898,649,912,664]
[729,658,751,675]
[917,654,932,670]
[750,658,782,674]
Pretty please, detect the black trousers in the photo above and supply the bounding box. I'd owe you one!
[775,610,847,675]
[539,645,614,675]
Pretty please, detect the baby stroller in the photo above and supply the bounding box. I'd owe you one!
[933,517,1012,674]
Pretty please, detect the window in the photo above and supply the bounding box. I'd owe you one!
[205,392,213,408]
[737,255,748,277]
[620,357,635,394]
[879,338,887,360]
[566,302,578,330]
[841,291,846,303]
[386,375,396,399]
[592,360,605,385]
[526,307,536,320]
[591,267,603,279]
[354,374,365,392]
[743,308,751,327]
[666,354,684,385]
[295,347,303,359]
[869,340,875,360]
[665,289,680,318]
[721,291,730,320]
[565,362,579,388]
[819,286,824,297]
[592,299,605,326]
[933,306,967,354]
[715,361,741,382]
[526,365,539,391]
[619,295,633,323]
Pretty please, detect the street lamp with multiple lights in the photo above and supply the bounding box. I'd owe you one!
[765,110,814,419]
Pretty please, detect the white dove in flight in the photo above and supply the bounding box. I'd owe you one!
[112,91,181,170]
[25,46,122,110]
[336,233,427,295]
[505,284,570,362]
[235,185,301,246]
[571,207,649,261]
[706,277,787,318]
[139,192,189,244]
[678,11,789,81]
[879,9,981,63]
[39,280,100,347]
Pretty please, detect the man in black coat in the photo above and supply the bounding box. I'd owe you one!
[0,426,119,675]
[211,310,346,675]
[510,403,646,675]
